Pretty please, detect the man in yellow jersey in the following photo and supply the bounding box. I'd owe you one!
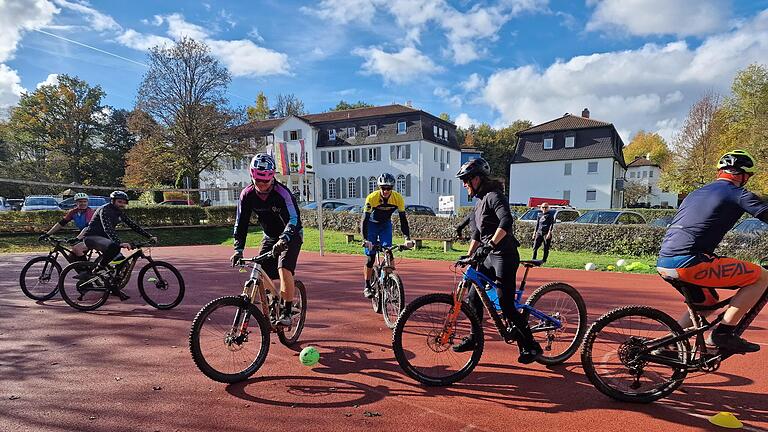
[361,173,415,298]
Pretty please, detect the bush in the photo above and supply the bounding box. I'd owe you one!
[204,206,238,225]
[0,210,64,233]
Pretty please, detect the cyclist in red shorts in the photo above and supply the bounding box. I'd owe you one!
[656,150,768,353]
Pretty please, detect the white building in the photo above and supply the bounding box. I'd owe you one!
[625,156,679,208]
[508,109,627,208]
[200,104,461,211]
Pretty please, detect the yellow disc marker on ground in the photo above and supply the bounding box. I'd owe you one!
[709,412,743,429]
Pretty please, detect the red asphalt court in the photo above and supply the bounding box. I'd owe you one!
[0,245,766,432]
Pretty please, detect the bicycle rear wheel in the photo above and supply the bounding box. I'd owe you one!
[58,261,110,311]
[581,305,689,403]
[189,296,271,383]
[277,280,308,346]
[525,282,587,365]
[19,256,62,301]
[392,293,483,386]
[137,261,185,310]
[381,273,405,329]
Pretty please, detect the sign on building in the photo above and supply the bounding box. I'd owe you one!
[438,195,455,212]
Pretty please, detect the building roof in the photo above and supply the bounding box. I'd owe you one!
[627,157,659,168]
[518,113,612,135]
[514,136,624,165]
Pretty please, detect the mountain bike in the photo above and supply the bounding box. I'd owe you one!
[57,240,184,311]
[581,258,768,403]
[189,252,308,383]
[392,256,587,386]
[19,236,98,301]
[368,243,411,329]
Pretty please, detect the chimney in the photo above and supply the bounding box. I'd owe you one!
[405,100,412,108]
[646,152,651,160]
[582,108,590,118]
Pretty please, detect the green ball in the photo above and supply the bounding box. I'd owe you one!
[300,346,320,366]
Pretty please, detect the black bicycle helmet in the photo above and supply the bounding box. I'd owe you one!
[377,173,396,187]
[717,149,756,174]
[455,157,491,180]
[110,190,129,201]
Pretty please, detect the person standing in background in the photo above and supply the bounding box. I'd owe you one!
[532,203,555,262]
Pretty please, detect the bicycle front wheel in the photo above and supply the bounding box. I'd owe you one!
[277,280,308,346]
[189,296,271,383]
[525,282,587,365]
[392,293,483,386]
[137,261,185,310]
[371,268,382,313]
[19,256,62,301]
[381,273,405,329]
[581,305,689,403]
[58,262,110,311]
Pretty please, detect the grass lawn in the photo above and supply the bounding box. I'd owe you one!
[1,226,658,274]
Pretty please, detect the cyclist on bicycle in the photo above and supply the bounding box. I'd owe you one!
[657,150,768,353]
[40,192,94,259]
[361,173,415,298]
[453,158,543,364]
[78,191,157,300]
[230,153,303,327]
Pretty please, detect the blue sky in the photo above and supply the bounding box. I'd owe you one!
[1,0,768,143]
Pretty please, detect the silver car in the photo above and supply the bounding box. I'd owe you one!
[21,196,62,211]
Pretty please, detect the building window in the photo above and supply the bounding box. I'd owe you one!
[440,149,444,163]
[397,121,406,134]
[347,127,356,137]
[328,151,338,164]
[586,189,597,201]
[348,178,357,198]
[544,137,553,150]
[443,179,447,193]
[328,129,336,140]
[563,190,571,201]
[630,171,636,178]
[366,125,377,136]
[290,130,299,141]
[289,152,298,172]
[430,177,435,192]
[588,161,598,174]
[368,176,377,193]
[642,171,647,178]
[446,152,450,165]
[444,129,449,140]
[347,149,358,163]
[396,174,406,194]
[368,147,379,161]
[434,147,438,161]
[564,163,572,176]
[395,145,408,160]
[433,125,438,136]
[649,170,654,178]
[448,180,452,194]
[328,179,337,199]
[436,177,441,193]
[565,135,575,148]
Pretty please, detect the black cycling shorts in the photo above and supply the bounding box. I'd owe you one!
[258,235,302,280]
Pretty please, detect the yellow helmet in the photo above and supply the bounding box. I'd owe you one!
[717,149,756,174]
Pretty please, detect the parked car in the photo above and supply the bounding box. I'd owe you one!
[59,196,108,210]
[731,218,768,234]
[301,201,347,210]
[21,196,61,211]
[0,197,11,211]
[7,198,23,211]
[406,205,436,216]
[571,210,646,225]
[160,199,193,206]
[333,204,363,214]
[648,215,675,228]
[519,206,580,223]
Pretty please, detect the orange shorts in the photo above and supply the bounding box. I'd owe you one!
[675,256,762,289]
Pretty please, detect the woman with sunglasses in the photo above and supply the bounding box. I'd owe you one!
[453,157,543,364]
[361,173,415,298]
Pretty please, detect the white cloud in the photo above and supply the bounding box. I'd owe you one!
[460,73,484,92]
[353,46,442,84]
[0,0,59,62]
[248,27,265,43]
[300,0,379,24]
[207,40,290,77]
[53,0,121,32]
[36,73,60,89]
[481,10,768,143]
[434,87,462,107]
[586,0,728,37]
[455,113,480,129]
[0,64,25,110]
[116,29,173,51]
[162,13,209,40]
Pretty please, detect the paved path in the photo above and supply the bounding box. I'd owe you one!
[0,246,766,431]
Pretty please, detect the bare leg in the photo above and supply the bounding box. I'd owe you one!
[722,269,768,325]
[279,267,295,301]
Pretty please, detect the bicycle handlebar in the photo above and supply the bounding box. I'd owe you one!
[362,243,412,252]
[238,251,275,266]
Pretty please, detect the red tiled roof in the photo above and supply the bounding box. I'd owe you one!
[519,114,611,134]
[627,157,659,168]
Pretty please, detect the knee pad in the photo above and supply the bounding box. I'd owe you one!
[365,255,375,268]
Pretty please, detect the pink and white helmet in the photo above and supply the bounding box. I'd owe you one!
[250,153,276,182]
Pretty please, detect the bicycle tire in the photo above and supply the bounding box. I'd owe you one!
[58,261,110,311]
[381,272,405,329]
[137,261,185,310]
[189,296,271,383]
[19,256,62,301]
[277,280,308,346]
[581,305,689,403]
[392,293,484,386]
[525,282,587,365]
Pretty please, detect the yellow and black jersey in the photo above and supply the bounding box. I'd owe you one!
[364,190,405,223]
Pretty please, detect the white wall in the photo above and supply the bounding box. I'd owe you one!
[626,165,678,208]
[509,158,617,208]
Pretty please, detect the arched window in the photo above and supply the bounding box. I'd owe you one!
[368,176,377,194]
[328,179,337,199]
[396,174,406,194]
[348,177,357,198]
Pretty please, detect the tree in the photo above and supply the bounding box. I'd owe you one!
[135,37,245,197]
[274,93,306,117]
[439,112,451,122]
[5,75,105,184]
[623,180,652,207]
[246,91,271,121]
[330,100,374,111]
[469,120,533,185]
[123,109,176,188]
[623,131,671,167]
[89,108,137,185]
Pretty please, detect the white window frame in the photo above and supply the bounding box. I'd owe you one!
[544,137,553,150]
[434,147,438,161]
[367,147,378,161]
[433,125,438,136]
[289,152,298,172]
[588,161,599,174]
[448,180,452,194]
[649,170,654,178]
[348,177,357,198]
[396,145,407,160]
[430,177,435,192]
[443,179,447,193]
[440,149,444,163]
[289,130,299,141]
[328,179,337,199]
[347,149,357,163]
[642,171,647,178]
[367,125,377,136]
[586,189,597,202]
[397,121,406,134]
[347,127,356,137]
[564,162,572,176]
[328,129,336,140]
[368,176,377,193]
[565,135,575,148]
[328,151,338,164]
[444,129,449,140]
[396,174,406,194]
[436,177,441,193]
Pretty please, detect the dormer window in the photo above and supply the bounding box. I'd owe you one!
[565,134,575,148]
[543,135,553,150]
[328,129,336,140]
[397,121,406,134]
[347,127,356,137]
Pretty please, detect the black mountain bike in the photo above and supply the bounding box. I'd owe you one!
[368,243,410,328]
[581,257,768,403]
[19,236,98,301]
[57,240,184,311]
[189,252,308,383]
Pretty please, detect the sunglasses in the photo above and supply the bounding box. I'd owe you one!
[254,179,271,184]
[380,186,393,191]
